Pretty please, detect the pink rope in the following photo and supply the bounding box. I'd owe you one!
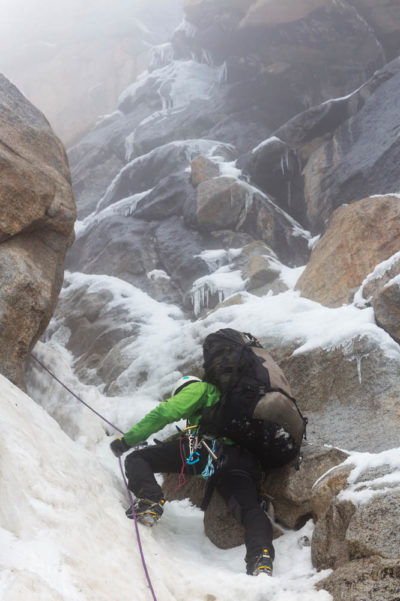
[118,457,159,601]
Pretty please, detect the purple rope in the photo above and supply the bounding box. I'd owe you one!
[118,457,159,601]
[31,353,159,601]
[30,354,124,435]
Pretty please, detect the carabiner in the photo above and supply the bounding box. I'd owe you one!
[187,450,200,465]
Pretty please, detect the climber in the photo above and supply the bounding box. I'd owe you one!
[110,375,275,577]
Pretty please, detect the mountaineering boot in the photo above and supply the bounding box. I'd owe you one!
[247,549,273,576]
[125,498,165,526]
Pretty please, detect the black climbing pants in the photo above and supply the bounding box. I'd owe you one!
[124,438,275,564]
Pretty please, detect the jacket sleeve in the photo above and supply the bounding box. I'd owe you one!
[123,382,208,447]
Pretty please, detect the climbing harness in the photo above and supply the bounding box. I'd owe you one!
[31,354,159,601]
[175,426,219,487]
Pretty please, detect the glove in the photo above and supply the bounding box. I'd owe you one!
[110,437,131,457]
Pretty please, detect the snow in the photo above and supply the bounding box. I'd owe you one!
[195,248,243,272]
[338,447,400,505]
[353,250,400,307]
[308,235,320,250]
[0,374,146,601]
[0,373,333,601]
[147,269,170,281]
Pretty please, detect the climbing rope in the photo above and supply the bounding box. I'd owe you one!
[31,354,124,435]
[31,353,159,601]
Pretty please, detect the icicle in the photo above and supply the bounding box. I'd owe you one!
[218,61,228,85]
[125,131,136,161]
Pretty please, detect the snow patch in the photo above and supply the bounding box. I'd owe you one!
[338,447,400,505]
[353,250,400,307]
[147,269,170,281]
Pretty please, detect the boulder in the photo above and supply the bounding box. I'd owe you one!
[0,76,75,387]
[346,490,400,561]
[296,196,400,307]
[190,155,220,186]
[311,464,353,522]
[262,443,348,529]
[312,462,400,600]
[233,240,288,295]
[45,278,140,389]
[96,139,225,212]
[196,177,309,266]
[164,443,346,548]
[267,332,400,453]
[316,556,400,601]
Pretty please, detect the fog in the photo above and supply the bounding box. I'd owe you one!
[0,0,184,144]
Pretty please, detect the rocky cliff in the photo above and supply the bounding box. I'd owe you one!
[1,0,183,146]
[0,75,76,387]
[8,1,399,599]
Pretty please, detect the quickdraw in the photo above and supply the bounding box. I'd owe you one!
[186,426,201,465]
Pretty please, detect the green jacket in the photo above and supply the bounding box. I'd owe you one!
[123,382,221,447]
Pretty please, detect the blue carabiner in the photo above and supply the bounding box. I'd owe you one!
[187,450,200,465]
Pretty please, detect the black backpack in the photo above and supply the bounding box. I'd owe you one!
[198,328,307,467]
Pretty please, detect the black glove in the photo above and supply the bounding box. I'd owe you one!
[110,437,131,457]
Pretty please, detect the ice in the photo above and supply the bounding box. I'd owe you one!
[252,136,283,154]
[75,190,152,238]
[119,59,226,114]
[191,268,246,316]
[174,17,198,38]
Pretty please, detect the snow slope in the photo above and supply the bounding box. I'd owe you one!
[0,374,334,601]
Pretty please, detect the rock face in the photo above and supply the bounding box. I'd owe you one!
[296,196,400,307]
[348,0,400,60]
[0,75,75,387]
[182,0,385,109]
[312,462,400,600]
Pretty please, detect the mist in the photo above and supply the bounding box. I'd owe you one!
[0,0,184,144]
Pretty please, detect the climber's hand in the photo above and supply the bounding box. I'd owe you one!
[110,437,131,457]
